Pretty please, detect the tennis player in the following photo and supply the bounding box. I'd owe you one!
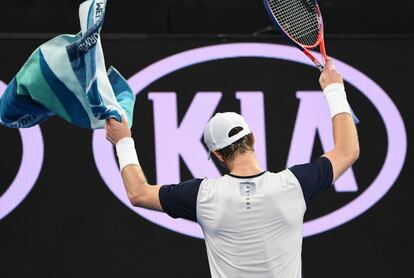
[105,59,359,278]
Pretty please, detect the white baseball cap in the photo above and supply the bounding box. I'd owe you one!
[203,112,251,156]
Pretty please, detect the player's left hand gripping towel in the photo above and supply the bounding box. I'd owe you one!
[0,0,134,129]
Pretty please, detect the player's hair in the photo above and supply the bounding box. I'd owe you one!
[217,127,254,162]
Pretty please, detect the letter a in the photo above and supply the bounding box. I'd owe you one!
[287,91,358,192]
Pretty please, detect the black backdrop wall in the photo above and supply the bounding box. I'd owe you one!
[0,0,413,35]
[0,35,412,278]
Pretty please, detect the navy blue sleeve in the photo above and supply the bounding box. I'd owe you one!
[158,178,204,222]
[289,157,333,205]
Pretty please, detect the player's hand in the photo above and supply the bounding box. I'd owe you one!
[319,59,344,90]
[105,117,132,145]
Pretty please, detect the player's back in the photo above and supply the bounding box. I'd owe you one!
[197,170,306,278]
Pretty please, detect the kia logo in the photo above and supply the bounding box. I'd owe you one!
[0,80,44,220]
[93,43,407,238]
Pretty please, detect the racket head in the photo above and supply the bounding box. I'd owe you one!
[262,0,327,66]
[264,0,326,46]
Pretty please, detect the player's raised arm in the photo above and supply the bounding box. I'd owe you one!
[105,118,163,212]
[320,59,360,182]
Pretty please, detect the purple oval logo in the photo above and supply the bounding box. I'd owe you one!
[92,43,407,238]
[0,81,44,220]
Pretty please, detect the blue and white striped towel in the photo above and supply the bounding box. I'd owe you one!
[0,0,135,129]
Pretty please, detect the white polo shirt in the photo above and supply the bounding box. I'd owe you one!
[159,157,333,278]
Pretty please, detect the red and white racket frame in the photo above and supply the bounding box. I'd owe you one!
[263,0,360,123]
[263,0,328,72]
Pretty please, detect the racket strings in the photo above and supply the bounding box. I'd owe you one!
[273,0,318,43]
[268,0,320,46]
[272,0,318,44]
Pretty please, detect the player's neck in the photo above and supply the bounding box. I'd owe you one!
[227,151,263,177]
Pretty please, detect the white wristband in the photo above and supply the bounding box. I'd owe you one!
[323,83,352,119]
[115,137,140,171]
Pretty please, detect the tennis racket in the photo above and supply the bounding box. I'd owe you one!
[262,0,359,123]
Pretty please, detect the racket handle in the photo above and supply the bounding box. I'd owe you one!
[317,64,324,73]
[350,107,360,124]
